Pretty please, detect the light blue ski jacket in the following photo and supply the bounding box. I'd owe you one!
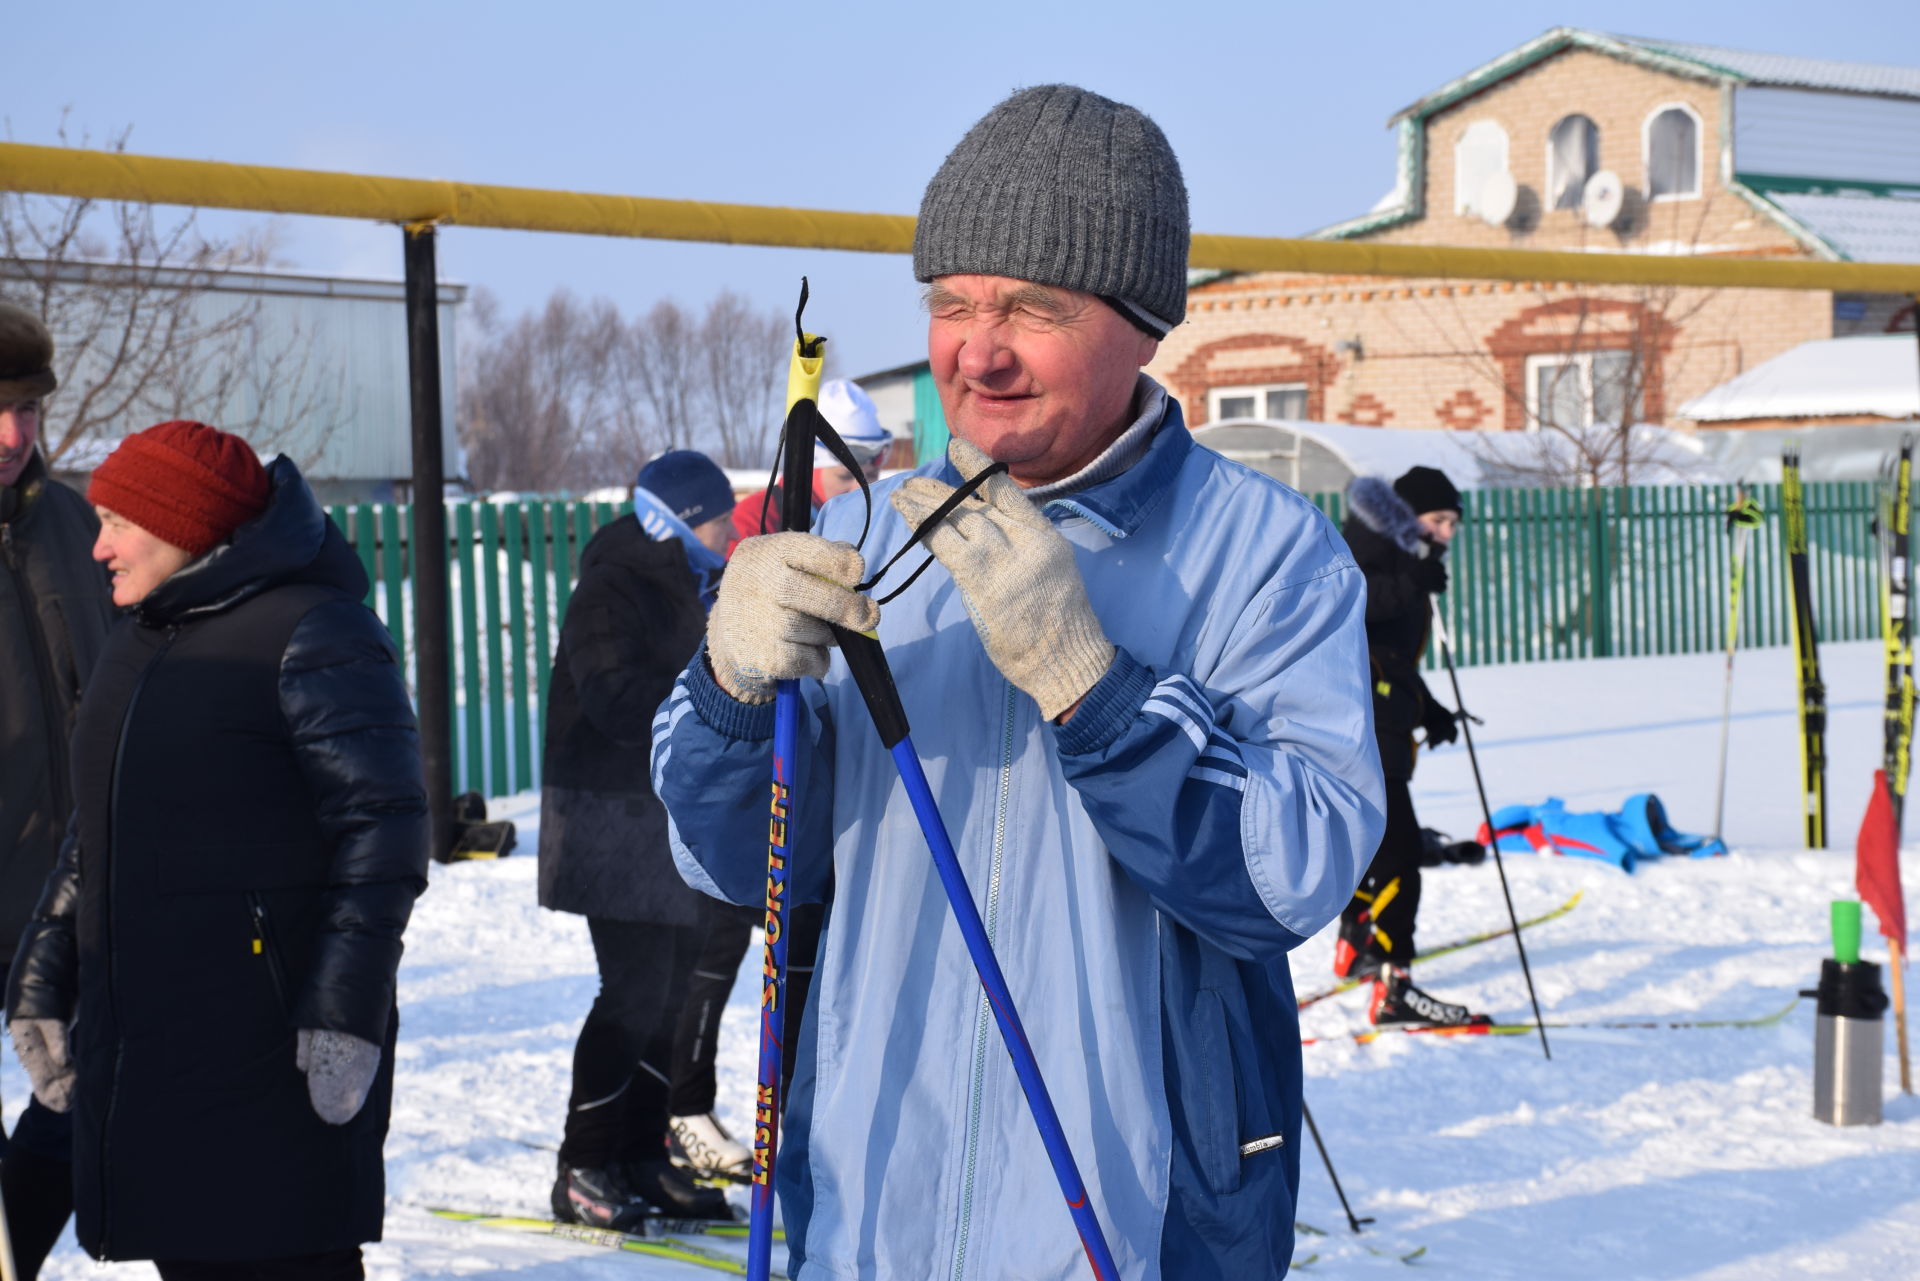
[654,385,1384,1280]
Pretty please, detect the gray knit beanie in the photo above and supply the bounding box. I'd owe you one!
[914,85,1189,336]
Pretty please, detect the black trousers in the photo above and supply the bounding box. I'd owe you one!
[1341,777,1423,964]
[666,902,825,1117]
[153,1248,363,1279]
[561,917,708,1169]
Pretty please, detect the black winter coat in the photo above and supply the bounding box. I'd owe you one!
[538,515,714,925]
[4,458,428,1263]
[0,452,113,958]
[1343,477,1446,781]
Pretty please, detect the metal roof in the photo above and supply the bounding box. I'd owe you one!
[1613,35,1920,100]
[1759,191,1920,262]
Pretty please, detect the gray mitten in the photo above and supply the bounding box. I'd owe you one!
[9,1018,75,1112]
[296,1027,381,1125]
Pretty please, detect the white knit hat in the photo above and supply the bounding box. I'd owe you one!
[814,379,891,469]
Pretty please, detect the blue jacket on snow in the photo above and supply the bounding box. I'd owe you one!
[653,384,1384,1280]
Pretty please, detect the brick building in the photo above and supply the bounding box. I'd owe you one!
[1151,29,1920,442]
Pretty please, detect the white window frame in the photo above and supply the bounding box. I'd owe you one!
[1643,102,1703,202]
[1208,383,1309,423]
[1454,119,1511,218]
[1524,352,1640,432]
[1545,113,1600,211]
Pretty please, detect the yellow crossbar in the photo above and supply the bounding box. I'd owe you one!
[5,142,1919,294]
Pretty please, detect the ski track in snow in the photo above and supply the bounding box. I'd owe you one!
[9,641,1920,1278]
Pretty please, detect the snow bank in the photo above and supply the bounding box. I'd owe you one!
[10,641,1920,1278]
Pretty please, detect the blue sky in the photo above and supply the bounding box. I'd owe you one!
[13,0,1920,387]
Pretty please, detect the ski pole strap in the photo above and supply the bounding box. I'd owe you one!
[856,460,1010,604]
[1727,495,1762,530]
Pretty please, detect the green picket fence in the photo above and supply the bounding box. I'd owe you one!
[334,480,1895,800]
[1309,481,1888,669]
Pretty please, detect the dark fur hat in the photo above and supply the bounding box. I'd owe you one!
[0,302,56,402]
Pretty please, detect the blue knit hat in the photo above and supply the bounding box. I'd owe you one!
[636,451,733,529]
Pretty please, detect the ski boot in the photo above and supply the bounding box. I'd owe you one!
[670,1112,753,1183]
[1332,912,1380,980]
[551,1164,652,1231]
[620,1158,737,1221]
[1368,967,1492,1029]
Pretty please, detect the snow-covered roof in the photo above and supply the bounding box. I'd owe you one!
[1758,191,1920,262]
[1680,335,1920,422]
[1191,418,1719,492]
[1613,34,1920,99]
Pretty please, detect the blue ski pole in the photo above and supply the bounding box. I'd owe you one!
[831,628,1120,1278]
[745,305,827,1281]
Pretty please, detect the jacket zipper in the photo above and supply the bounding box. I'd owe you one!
[97,623,176,1257]
[248,893,291,1014]
[951,680,1018,1281]
[1,523,76,820]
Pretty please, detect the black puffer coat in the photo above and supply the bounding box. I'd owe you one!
[0,452,113,958]
[4,457,427,1263]
[1343,476,1446,781]
[538,515,715,925]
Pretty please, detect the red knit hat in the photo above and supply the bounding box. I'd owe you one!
[89,421,271,557]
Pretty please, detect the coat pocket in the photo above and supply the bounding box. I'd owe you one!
[1191,989,1242,1197]
[246,892,292,1018]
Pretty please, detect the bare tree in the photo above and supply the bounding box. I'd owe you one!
[699,290,789,469]
[0,119,348,470]
[625,299,703,454]
[458,286,793,491]
[460,289,604,493]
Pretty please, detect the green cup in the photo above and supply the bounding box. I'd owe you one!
[1832,900,1862,964]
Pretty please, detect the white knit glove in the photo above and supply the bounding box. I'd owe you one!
[707,532,878,704]
[9,1018,75,1112]
[890,439,1115,721]
[297,1027,381,1125]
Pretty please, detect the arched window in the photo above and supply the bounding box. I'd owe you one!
[1454,119,1510,218]
[1548,114,1599,210]
[1646,105,1700,199]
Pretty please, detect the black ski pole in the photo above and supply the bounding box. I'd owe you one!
[1301,1102,1373,1234]
[1430,611,1552,1061]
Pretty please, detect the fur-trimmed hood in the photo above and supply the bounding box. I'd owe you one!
[1346,475,1424,556]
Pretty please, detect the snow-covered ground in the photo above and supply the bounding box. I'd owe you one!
[11,640,1920,1278]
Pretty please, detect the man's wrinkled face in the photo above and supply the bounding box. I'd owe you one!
[0,399,42,488]
[92,507,194,606]
[926,275,1159,487]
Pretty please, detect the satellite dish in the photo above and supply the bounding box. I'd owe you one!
[1477,170,1518,226]
[1583,170,1625,229]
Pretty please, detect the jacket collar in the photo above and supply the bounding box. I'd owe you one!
[933,377,1192,541]
[1345,475,1424,556]
[135,456,362,626]
[0,449,49,526]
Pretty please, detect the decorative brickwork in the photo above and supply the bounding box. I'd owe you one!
[1434,389,1494,430]
[1342,394,1393,426]
[1484,297,1676,431]
[1167,333,1340,426]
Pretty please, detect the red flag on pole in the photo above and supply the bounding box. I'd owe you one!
[1857,770,1908,944]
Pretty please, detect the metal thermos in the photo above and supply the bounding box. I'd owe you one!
[1810,957,1889,1126]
